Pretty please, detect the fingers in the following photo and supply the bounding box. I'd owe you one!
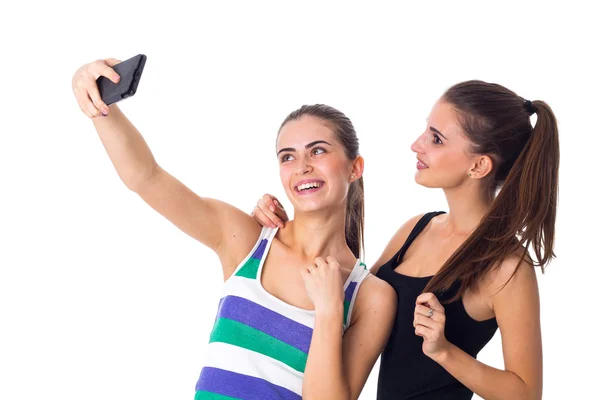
[314,257,327,268]
[90,60,121,83]
[85,93,102,118]
[257,195,284,228]
[414,324,433,338]
[304,263,317,276]
[104,58,122,67]
[416,292,445,312]
[300,268,309,280]
[272,198,289,222]
[413,313,440,329]
[73,73,100,118]
[325,256,340,268]
[73,59,120,119]
[250,205,276,228]
[78,101,95,119]
[88,84,109,116]
[415,304,444,320]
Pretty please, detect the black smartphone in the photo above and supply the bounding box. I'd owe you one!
[97,54,147,105]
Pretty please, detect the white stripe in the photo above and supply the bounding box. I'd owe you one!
[202,341,303,395]
[221,275,316,329]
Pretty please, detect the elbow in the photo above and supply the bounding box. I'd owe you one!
[507,371,541,400]
[528,389,542,400]
[122,163,161,193]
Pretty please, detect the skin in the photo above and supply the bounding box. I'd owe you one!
[71,59,397,400]
[254,100,543,400]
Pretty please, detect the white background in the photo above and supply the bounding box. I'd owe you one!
[1,1,597,399]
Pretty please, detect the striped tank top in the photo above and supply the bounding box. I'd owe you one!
[194,227,370,399]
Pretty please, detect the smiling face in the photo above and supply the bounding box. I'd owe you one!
[411,100,480,189]
[276,115,360,213]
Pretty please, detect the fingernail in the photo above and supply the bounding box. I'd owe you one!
[269,206,275,212]
[115,75,120,82]
[278,223,284,228]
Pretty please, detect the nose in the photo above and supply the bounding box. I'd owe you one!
[295,157,313,175]
[411,132,427,153]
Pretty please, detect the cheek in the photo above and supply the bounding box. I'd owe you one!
[432,148,469,171]
[279,167,292,190]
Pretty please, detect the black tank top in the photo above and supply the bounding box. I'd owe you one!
[376,212,498,399]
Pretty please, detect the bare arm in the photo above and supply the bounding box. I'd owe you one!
[73,59,260,274]
[342,277,397,399]
[424,257,543,400]
[302,267,397,400]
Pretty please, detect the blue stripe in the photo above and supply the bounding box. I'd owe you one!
[217,295,312,353]
[251,239,268,260]
[344,281,357,302]
[195,367,301,400]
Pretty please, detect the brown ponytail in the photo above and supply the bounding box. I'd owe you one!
[279,104,365,259]
[424,81,560,301]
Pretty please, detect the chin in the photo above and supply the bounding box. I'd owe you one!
[414,172,440,189]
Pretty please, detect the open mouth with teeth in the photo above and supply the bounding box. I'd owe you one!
[294,180,325,194]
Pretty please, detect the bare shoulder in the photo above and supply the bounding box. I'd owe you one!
[479,248,539,314]
[484,249,537,295]
[204,198,263,276]
[370,213,426,274]
[351,274,397,324]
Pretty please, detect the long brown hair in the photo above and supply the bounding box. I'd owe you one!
[279,104,365,259]
[424,80,560,301]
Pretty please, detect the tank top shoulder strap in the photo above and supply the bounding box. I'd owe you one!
[392,211,446,264]
[229,226,278,280]
[342,261,371,332]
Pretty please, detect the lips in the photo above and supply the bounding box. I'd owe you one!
[294,179,325,194]
[416,158,429,170]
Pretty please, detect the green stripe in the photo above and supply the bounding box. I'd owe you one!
[234,258,260,279]
[195,391,240,400]
[210,317,308,373]
[343,300,350,325]
[360,262,367,270]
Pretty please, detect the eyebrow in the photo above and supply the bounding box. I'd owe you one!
[277,140,332,155]
[429,126,448,140]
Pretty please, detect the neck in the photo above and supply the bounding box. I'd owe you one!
[442,182,492,236]
[284,207,355,264]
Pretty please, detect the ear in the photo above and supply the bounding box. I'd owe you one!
[350,155,365,182]
[468,155,493,179]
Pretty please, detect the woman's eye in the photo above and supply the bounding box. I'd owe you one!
[312,147,326,155]
[281,154,294,162]
[433,134,443,145]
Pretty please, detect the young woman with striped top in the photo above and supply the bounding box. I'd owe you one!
[71,58,397,399]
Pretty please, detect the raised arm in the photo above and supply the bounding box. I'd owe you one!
[72,58,260,275]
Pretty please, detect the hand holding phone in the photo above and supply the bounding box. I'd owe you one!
[97,54,147,105]
[72,54,147,118]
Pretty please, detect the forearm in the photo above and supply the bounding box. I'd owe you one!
[92,105,159,190]
[433,344,540,400]
[303,309,349,400]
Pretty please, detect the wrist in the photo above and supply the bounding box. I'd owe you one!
[315,301,344,320]
[431,342,454,365]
